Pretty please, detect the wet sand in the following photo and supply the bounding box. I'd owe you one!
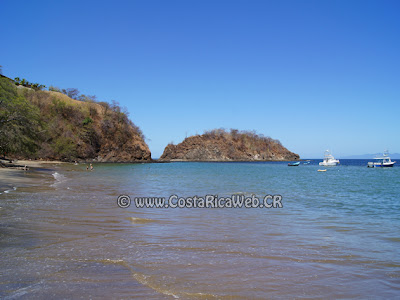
[0,160,64,193]
[9,159,65,168]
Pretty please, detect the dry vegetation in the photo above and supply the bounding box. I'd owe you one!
[160,128,299,161]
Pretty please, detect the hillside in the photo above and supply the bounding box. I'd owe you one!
[0,76,151,162]
[160,129,299,161]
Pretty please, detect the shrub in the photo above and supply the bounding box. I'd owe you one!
[82,117,93,126]
[49,86,61,92]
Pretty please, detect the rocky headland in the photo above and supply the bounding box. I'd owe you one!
[160,129,299,161]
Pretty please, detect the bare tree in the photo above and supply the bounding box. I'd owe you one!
[63,88,80,99]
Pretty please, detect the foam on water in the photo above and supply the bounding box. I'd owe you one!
[2,186,17,194]
[51,172,67,187]
[128,217,158,224]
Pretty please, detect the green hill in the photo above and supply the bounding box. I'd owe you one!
[0,75,151,162]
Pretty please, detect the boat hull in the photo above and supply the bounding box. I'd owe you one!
[319,162,338,166]
[370,163,395,168]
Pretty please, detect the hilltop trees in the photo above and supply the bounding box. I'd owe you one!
[63,88,80,100]
[49,86,98,103]
[14,77,46,91]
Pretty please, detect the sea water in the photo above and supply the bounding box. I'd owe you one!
[1,160,399,298]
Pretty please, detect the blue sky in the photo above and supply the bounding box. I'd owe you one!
[1,0,399,158]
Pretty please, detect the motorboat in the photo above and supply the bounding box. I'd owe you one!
[288,162,300,166]
[367,151,396,168]
[319,150,340,166]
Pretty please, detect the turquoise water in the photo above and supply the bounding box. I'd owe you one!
[1,161,400,298]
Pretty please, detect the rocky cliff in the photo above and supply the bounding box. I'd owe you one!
[160,129,299,161]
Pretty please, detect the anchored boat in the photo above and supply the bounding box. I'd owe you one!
[367,151,396,168]
[319,150,340,166]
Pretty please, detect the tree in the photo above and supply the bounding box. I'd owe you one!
[0,77,40,156]
[78,94,97,102]
[65,88,80,100]
[31,83,46,91]
[49,85,61,92]
[20,78,28,87]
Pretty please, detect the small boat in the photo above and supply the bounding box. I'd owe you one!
[303,162,310,165]
[367,150,396,168]
[288,162,300,166]
[318,169,327,172]
[319,150,340,166]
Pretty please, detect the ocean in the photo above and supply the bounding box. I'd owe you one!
[1,160,400,298]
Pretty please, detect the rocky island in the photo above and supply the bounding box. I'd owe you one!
[160,129,299,161]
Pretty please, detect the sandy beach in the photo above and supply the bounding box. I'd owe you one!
[0,160,64,193]
[9,159,65,168]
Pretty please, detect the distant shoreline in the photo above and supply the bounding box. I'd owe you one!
[2,157,392,170]
[2,158,305,167]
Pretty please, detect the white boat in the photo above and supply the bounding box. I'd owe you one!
[319,150,340,166]
[367,150,396,168]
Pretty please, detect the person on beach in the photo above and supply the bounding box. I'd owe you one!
[90,163,93,171]
[86,165,89,171]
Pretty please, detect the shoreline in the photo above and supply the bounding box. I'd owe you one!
[0,160,63,194]
[0,158,65,168]
[1,158,304,168]
[155,159,304,162]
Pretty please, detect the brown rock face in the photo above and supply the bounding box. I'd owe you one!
[97,135,151,162]
[160,129,299,161]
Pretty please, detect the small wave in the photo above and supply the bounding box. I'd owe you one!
[128,217,157,224]
[101,258,126,264]
[132,271,220,299]
[94,258,218,299]
[132,272,180,299]
[3,280,44,299]
[2,187,17,194]
[51,172,67,187]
